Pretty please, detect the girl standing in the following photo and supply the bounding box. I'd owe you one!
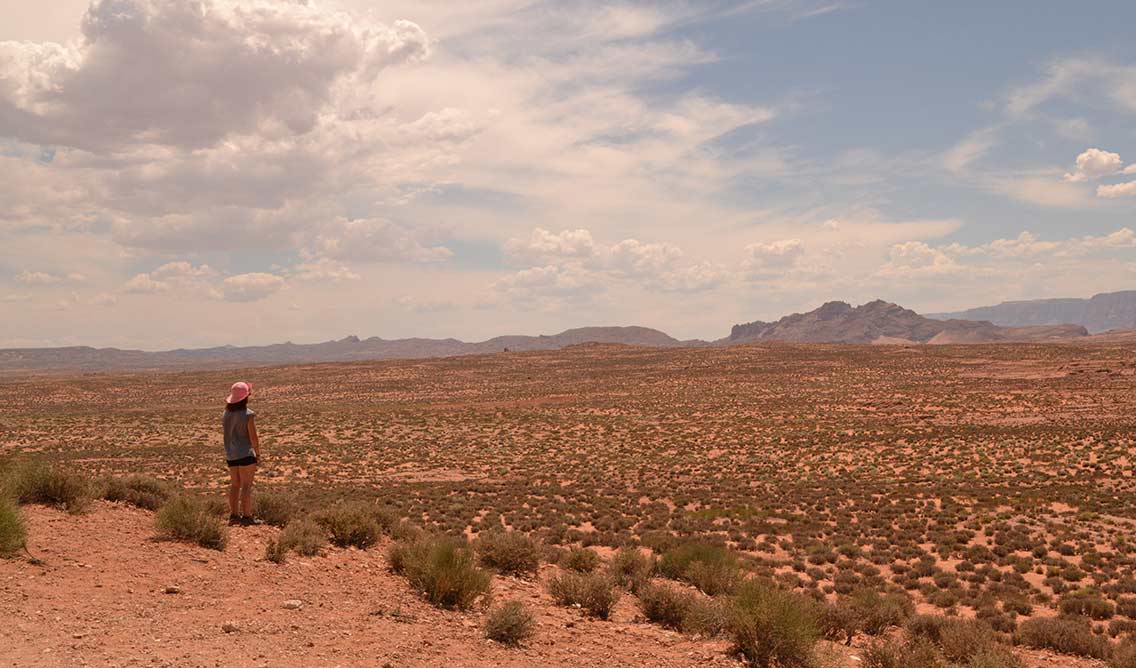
[223,381,262,525]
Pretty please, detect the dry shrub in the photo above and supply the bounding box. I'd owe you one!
[484,600,536,646]
[0,497,26,557]
[5,461,91,513]
[862,637,944,668]
[102,475,172,511]
[820,599,859,645]
[727,579,820,668]
[314,502,383,549]
[562,546,601,573]
[608,547,655,592]
[266,518,327,563]
[1112,638,1136,668]
[389,535,491,610]
[1015,616,1110,659]
[1059,591,1116,620]
[254,490,298,528]
[637,581,694,630]
[967,645,1022,668]
[659,542,741,596]
[476,531,541,576]
[155,496,228,550]
[850,588,914,635]
[684,596,729,637]
[937,619,1000,664]
[547,571,621,620]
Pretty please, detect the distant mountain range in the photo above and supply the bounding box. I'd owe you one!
[0,327,694,373]
[0,296,1121,373]
[929,290,1136,333]
[725,300,1087,345]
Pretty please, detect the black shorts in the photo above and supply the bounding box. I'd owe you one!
[227,455,257,467]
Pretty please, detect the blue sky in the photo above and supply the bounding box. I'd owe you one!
[1,0,1135,348]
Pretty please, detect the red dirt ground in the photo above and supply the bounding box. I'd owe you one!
[2,502,1103,668]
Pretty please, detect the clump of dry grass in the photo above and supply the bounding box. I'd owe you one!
[389,534,491,610]
[608,546,655,592]
[484,600,536,646]
[475,530,541,576]
[5,461,92,514]
[102,475,172,511]
[155,496,228,550]
[561,546,601,573]
[637,581,694,630]
[727,579,820,668]
[1015,616,1110,659]
[265,518,326,563]
[548,570,621,620]
[314,501,384,549]
[254,490,298,528]
[0,497,26,557]
[659,542,741,596]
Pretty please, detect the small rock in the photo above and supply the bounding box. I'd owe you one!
[282,600,302,610]
[221,623,239,634]
[164,586,180,594]
[71,632,86,639]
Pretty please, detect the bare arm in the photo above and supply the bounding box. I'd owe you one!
[248,416,260,453]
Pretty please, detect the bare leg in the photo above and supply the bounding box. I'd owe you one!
[227,467,240,516]
[238,464,257,517]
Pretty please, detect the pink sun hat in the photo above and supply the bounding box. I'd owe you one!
[226,381,252,404]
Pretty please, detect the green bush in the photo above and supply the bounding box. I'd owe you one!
[1015,616,1110,659]
[484,600,536,646]
[265,518,327,563]
[155,496,228,550]
[5,461,91,513]
[314,502,383,549]
[562,546,601,573]
[254,490,298,527]
[637,582,694,630]
[476,531,541,576]
[0,497,26,557]
[388,535,491,610]
[659,542,741,596]
[727,579,820,668]
[608,547,655,592]
[102,475,173,510]
[548,570,621,620]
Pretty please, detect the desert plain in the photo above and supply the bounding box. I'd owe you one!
[2,341,1135,667]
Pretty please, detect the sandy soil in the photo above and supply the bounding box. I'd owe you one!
[2,502,1105,668]
[2,502,740,668]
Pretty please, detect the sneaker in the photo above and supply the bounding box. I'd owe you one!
[228,514,242,526]
[239,516,264,526]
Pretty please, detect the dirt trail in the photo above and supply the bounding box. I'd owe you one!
[0,502,1104,668]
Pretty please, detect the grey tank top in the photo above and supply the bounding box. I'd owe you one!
[222,408,256,461]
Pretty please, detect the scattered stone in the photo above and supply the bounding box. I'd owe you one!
[282,600,302,610]
[71,632,86,639]
[163,586,180,594]
[221,622,239,634]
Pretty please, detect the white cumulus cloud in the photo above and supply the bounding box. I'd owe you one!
[1064,148,1124,182]
[1098,181,1136,198]
[222,272,285,302]
[0,0,429,151]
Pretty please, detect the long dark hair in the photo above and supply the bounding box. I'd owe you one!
[225,397,249,412]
